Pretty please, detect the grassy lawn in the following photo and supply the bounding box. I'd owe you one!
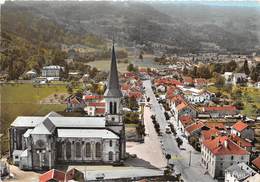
[87,60,128,72]
[207,85,260,118]
[0,83,67,153]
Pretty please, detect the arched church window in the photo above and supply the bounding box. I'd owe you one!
[76,142,81,158]
[114,102,117,114]
[66,142,71,159]
[95,143,101,158]
[109,151,113,161]
[109,102,113,114]
[57,141,62,158]
[86,143,91,157]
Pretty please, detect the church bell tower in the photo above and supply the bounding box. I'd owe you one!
[104,43,125,160]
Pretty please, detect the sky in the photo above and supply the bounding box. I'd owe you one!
[1,0,260,7]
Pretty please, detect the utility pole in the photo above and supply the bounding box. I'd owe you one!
[189,151,191,167]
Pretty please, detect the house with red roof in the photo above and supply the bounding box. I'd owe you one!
[194,78,207,88]
[202,106,238,118]
[201,136,250,179]
[83,95,104,104]
[185,121,209,137]
[174,102,198,126]
[65,168,84,182]
[230,134,253,152]
[179,115,194,132]
[39,169,65,182]
[182,76,193,86]
[252,156,260,172]
[84,101,106,116]
[66,95,85,112]
[231,121,254,141]
[200,128,220,142]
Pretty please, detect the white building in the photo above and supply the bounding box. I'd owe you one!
[41,65,64,81]
[225,163,257,182]
[201,136,250,179]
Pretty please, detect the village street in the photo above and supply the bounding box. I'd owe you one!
[143,80,216,182]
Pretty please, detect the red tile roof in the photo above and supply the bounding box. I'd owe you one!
[252,157,260,170]
[201,128,220,141]
[155,78,182,87]
[83,95,103,100]
[194,78,207,85]
[129,91,143,99]
[203,106,237,112]
[179,115,193,126]
[185,122,205,134]
[176,102,188,111]
[95,108,105,114]
[39,169,65,182]
[232,121,248,132]
[66,168,84,182]
[183,76,193,84]
[121,84,130,91]
[202,136,249,156]
[205,122,225,130]
[88,102,105,107]
[230,134,252,148]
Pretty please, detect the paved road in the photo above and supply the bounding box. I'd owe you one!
[143,80,216,182]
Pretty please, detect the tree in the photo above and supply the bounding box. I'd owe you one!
[225,60,237,72]
[127,63,137,72]
[250,66,258,82]
[165,154,171,165]
[243,60,250,75]
[183,66,188,76]
[215,74,225,88]
[176,137,183,148]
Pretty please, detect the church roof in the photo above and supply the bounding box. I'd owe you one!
[57,129,119,139]
[104,43,123,98]
[11,113,106,129]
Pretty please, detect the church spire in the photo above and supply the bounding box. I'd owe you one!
[104,42,123,98]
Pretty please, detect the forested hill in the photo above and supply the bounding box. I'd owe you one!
[0,1,106,80]
[1,1,260,79]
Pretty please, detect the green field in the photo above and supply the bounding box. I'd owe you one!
[87,60,128,72]
[0,83,67,153]
[208,85,260,118]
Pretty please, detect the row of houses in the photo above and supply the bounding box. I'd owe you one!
[152,76,259,181]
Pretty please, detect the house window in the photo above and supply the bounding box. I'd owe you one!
[86,143,91,157]
[231,156,234,160]
[76,142,81,158]
[95,143,101,158]
[109,140,113,147]
[66,142,71,159]
[241,156,244,160]
[109,151,113,161]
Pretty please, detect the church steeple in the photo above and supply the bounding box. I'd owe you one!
[104,43,123,98]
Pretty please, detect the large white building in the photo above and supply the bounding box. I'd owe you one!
[224,162,257,182]
[9,44,126,170]
[201,136,250,179]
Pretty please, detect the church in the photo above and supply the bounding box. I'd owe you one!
[9,44,126,170]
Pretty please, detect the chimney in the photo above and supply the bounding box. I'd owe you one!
[224,140,228,148]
